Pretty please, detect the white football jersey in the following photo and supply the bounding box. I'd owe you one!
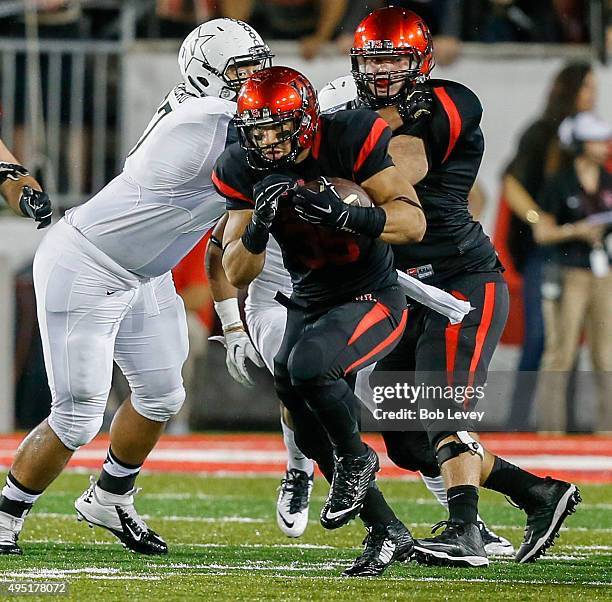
[65,84,234,278]
[246,237,292,310]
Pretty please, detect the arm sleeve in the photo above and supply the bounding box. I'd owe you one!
[211,150,254,211]
[337,110,394,184]
[425,82,483,167]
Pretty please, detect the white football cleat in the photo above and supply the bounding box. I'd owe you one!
[0,511,23,555]
[276,468,313,538]
[478,521,515,556]
[75,476,167,555]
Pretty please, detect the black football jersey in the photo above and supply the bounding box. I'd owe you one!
[343,79,501,284]
[391,79,501,283]
[213,109,397,306]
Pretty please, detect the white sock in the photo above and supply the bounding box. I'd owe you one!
[421,473,448,507]
[421,473,484,523]
[281,418,314,475]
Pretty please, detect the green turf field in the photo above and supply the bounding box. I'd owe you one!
[0,471,610,601]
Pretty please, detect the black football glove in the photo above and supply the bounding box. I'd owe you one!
[292,177,350,229]
[242,174,296,254]
[0,162,30,186]
[397,86,433,126]
[19,186,52,229]
[252,174,296,229]
[293,176,386,238]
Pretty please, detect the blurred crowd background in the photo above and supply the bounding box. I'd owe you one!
[0,0,611,435]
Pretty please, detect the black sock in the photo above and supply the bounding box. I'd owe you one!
[447,485,479,525]
[0,496,32,519]
[359,483,398,527]
[297,381,366,457]
[483,456,543,507]
[0,473,41,518]
[97,448,142,495]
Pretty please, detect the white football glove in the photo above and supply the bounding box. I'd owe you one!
[209,328,265,387]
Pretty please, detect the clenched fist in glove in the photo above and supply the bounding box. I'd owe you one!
[241,174,296,254]
[210,327,265,387]
[292,176,386,237]
[19,186,52,229]
[397,86,433,126]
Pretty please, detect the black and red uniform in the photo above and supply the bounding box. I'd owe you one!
[213,109,407,471]
[380,79,509,454]
[336,79,508,463]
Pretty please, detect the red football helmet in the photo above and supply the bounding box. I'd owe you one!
[235,66,319,169]
[351,7,434,108]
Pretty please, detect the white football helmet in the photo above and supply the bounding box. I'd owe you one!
[318,75,358,114]
[178,18,273,100]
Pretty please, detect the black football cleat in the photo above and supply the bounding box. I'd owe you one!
[414,520,489,567]
[320,445,379,530]
[515,478,581,563]
[343,520,414,577]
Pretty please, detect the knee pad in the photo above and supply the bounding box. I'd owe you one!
[383,431,440,478]
[287,338,330,386]
[435,431,484,467]
[131,386,186,422]
[48,409,104,451]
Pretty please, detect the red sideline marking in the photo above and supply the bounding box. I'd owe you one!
[0,433,610,483]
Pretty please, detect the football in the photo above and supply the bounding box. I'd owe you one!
[301,177,373,207]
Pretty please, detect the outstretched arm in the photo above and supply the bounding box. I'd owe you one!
[0,139,52,228]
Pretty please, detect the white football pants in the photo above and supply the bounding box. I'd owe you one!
[33,219,189,450]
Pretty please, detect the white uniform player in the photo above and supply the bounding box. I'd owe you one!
[0,19,272,557]
[209,75,513,555]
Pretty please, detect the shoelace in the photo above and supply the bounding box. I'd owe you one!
[430,520,463,537]
[87,475,149,535]
[0,529,19,546]
[331,459,361,508]
[280,470,310,514]
[117,488,148,535]
[359,525,388,561]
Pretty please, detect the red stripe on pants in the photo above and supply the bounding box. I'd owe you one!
[445,290,468,386]
[347,302,391,346]
[344,308,408,375]
[467,282,496,388]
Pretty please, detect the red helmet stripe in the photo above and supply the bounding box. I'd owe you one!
[212,170,253,205]
[353,117,389,175]
[433,87,462,163]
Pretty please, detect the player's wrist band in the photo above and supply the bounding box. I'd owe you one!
[345,205,387,238]
[214,298,242,332]
[241,220,269,254]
